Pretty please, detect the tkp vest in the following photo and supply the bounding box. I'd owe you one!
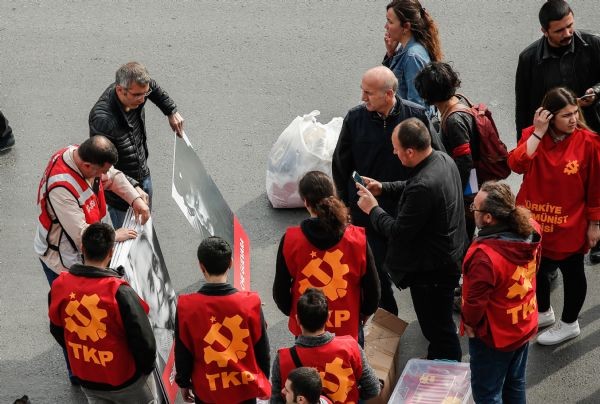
[177,291,271,403]
[462,239,540,349]
[35,146,107,268]
[279,336,363,404]
[49,273,147,386]
[283,225,366,340]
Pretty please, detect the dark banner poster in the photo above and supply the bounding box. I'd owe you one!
[110,215,178,403]
[172,135,250,290]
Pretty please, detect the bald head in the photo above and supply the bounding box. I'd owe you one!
[361,66,398,115]
[363,66,398,93]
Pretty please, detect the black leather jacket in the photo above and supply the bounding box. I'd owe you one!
[515,30,600,140]
[369,151,468,288]
[89,80,177,209]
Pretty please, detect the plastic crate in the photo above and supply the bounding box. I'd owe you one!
[388,359,473,403]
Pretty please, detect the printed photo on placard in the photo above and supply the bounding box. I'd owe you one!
[172,134,234,244]
[110,213,178,403]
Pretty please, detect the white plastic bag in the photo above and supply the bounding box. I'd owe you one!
[266,110,343,208]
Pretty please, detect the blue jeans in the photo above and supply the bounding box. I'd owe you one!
[109,175,153,229]
[41,260,73,380]
[469,338,528,404]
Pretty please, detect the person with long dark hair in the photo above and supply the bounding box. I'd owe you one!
[509,87,600,345]
[461,182,542,403]
[383,0,443,110]
[273,171,380,344]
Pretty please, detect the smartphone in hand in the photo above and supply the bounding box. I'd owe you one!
[578,93,595,101]
[352,171,364,186]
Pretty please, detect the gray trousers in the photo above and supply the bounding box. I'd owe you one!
[81,373,157,404]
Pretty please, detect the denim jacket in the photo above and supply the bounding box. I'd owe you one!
[383,36,432,112]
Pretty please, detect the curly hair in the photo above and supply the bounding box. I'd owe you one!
[480,181,533,238]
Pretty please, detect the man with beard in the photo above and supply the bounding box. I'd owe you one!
[515,0,600,262]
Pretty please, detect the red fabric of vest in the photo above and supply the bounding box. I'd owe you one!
[49,273,145,386]
[278,336,363,404]
[515,127,600,259]
[462,241,539,350]
[283,225,366,340]
[177,291,270,403]
[37,147,107,244]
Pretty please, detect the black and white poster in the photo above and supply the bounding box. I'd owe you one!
[110,214,178,403]
[172,134,251,291]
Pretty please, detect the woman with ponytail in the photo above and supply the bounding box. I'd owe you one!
[272,171,380,344]
[460,181,542,403]
[383,0,442,111]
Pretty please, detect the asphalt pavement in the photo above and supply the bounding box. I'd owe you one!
[1,1,599,403]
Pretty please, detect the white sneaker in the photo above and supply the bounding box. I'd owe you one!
[538,307,555,328]
[537,320,580,345]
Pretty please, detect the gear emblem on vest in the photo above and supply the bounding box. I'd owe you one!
[64,293,108,342]
[506,259,536,299]
[203,315,250,368]
[320,357,355,403]
[563,160,579,175]
[299,249,349,301]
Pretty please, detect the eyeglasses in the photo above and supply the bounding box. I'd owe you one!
[469,202,487,213]
[125,88,152,98]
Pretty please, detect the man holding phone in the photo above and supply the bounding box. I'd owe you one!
[332,66,434,315]
[515,0,600,141]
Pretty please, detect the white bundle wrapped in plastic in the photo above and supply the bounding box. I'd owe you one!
[266,110,343,208]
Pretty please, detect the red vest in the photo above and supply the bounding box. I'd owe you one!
[48,272,148,386]
[278,336,363,404]
[176,291,271,403]
[35,147,107,267]
[283,225,366,340]
[461,239,540,349]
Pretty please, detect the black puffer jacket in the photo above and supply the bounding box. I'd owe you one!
[89,80,177,209]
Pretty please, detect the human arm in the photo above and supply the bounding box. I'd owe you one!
[360,242,381,317]
[358,346,382,400]
[508,125,542,175]
[460,249,495,333]
[515,54,532,141]
[332,116,354,204]
[47,187,89,252]
[174,312,194,390]
[273,234,294,316]
[116,285,156,375]
[269,354,285,404]
[402,53,430,107]
[103,167,150,224]
[146,79,183,136]
[369,183,431,241]
[585,136,600,248]
[48,291,66,349]
[444,113,475,191]
[383,32,399,60]
[254,309,271,379]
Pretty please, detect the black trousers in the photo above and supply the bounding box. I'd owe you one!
[410,282,462,361]
[366,228,399,315]
[537,253,587,323]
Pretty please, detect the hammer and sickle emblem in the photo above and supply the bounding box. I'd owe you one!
[298,249,349,301]
[319,357,355,403]
[564,160,579,175]
[64,294,108,342]
[203,315,250,368]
